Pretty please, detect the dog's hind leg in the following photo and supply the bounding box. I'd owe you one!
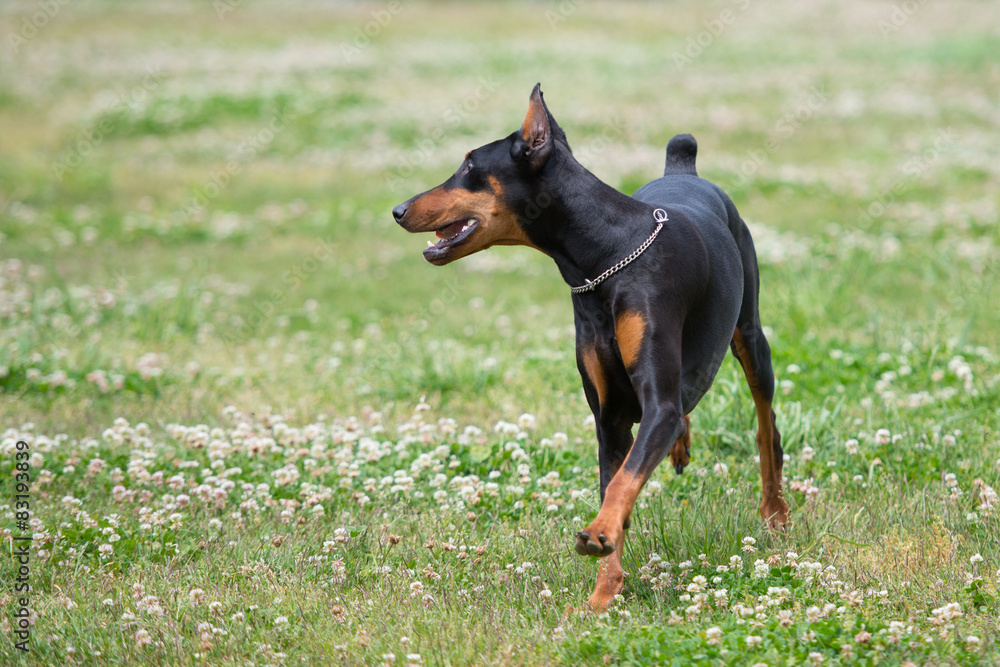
[731,325,787,528]
[728,214,788,528]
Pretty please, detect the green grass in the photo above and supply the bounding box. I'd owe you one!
[1,0,999,664]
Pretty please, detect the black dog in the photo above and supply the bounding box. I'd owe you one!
[393,84,788,611]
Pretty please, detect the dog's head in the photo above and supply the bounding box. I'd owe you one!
[392,83,567,265]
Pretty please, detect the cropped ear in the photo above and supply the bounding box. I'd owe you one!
[511,83,553,172]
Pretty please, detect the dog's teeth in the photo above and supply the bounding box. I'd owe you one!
[427,240,435,247]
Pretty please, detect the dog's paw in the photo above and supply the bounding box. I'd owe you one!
[575,523,620,557]
[669,438,690,474]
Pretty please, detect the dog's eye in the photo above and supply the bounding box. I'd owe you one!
[461,160,473,175]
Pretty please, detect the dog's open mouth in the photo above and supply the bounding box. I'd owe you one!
[422,217,479,264]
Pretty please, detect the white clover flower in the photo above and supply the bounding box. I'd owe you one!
[886,620,906,643]
[929,601,963,625]
[705,626,722,645]
[745,635,762,648]
[688,575,707,592]
[713,589,728,602]
[137,596,163,616]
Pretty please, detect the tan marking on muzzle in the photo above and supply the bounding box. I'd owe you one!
[402,176,540,260]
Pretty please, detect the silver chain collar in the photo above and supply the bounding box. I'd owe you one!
[569,208,668,294]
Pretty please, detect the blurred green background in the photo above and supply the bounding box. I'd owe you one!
[2,0,997,432]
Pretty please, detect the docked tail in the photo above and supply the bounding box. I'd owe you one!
[663,133,698,176]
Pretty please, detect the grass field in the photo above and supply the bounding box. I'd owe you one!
[1,0,999,664]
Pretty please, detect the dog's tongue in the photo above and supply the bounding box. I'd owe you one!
[436,220,467,239]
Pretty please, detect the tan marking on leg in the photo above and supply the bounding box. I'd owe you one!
[615,311,646,369]
[732,328,788,528]
[588,536,625,612]
[669,414,691,471]
[581,346,607,407]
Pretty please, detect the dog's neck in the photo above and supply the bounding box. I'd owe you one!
[519,152,656,290]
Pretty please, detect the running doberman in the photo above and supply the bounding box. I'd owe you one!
[392,84,789,611]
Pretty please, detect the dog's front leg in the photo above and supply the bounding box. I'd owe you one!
[587,417,634,611]
[576,400,684,560]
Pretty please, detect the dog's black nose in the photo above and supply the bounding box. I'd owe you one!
[392,202,408,223]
